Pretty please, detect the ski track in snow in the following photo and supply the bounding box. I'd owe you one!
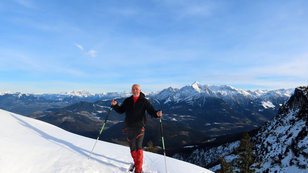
[0,109,211,173]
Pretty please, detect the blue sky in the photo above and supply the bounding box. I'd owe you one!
[0,0,308,93]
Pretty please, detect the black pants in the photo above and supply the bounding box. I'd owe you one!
[127,127,145,152]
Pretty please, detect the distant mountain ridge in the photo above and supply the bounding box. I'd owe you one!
[151,82,292,104]
[1,82,293,100]
[42,90,131,100]
[0,90,131,103]
[0,91,130,114]
[1,83,293,136]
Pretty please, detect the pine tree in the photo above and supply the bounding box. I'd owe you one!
[219,156,234,173]
[234,132,261,173]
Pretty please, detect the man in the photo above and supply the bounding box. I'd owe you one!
[111,84,162,173]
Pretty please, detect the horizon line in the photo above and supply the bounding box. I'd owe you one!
[0,82,298,95]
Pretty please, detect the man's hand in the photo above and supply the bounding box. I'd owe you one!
[157,110,162,118]
[111,99,117,106]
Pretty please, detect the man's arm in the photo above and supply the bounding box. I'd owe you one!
[111,99,126,114]
[145,100,162,118]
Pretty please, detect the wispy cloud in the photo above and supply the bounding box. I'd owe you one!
[87,50,97,58]
[74,43,84,51]
[74,43,97,58]
[247,54,308,78]
[194,54,308,89]
[0,50,43,71]
[59,67,87,77]
[197,74,305,89]
[0,49,88,78]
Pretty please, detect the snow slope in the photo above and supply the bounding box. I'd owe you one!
[254,86,308,172]
[0,109,211,173]
[207,86,308,172]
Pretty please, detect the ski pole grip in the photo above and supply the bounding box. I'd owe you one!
[104,107,113,123]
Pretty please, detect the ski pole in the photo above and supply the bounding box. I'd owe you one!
[159,118,168,173]
[88,107,113,159]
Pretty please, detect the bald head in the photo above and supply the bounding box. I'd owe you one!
[132,84,141,97]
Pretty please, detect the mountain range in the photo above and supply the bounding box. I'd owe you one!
[173,86,308,172]
[0,91,130,115]
[150,82,293,135]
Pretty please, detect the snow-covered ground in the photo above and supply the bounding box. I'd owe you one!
[0,109,211,173]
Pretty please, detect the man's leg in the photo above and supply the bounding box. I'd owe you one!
[135,128,144,173]
[127,128,137,170]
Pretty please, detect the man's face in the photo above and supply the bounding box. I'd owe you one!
[132,84,141,97]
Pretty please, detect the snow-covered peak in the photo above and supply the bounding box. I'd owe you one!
[0,92,30,96]
[100,91,131,98]
[174,84,204,102]
[62,90,95,97]
[191,81,202,93]
[58,90,131,99]
[0,109,212,173]
[207,85,248,96]
[0,91,13,95]
[0,92,32,98]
